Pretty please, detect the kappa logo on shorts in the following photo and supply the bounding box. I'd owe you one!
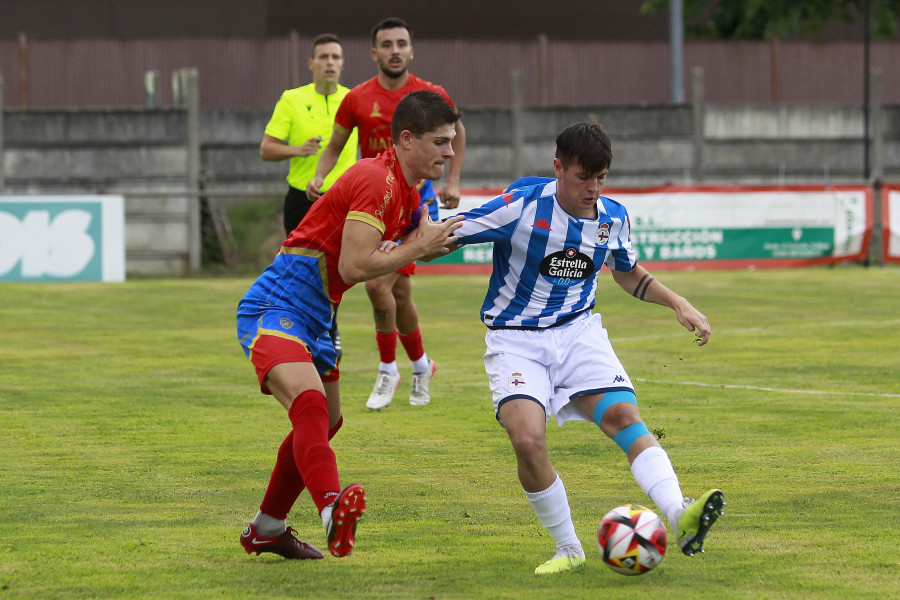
[280,317,294,329]
[508,372,527,389]
[613,375,625,383]
[596,222,611,246]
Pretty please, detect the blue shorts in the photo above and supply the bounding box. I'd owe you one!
[236,253,339,390]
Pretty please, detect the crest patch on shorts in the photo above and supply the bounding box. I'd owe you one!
[508,372,527,389]
[279,317,294,329]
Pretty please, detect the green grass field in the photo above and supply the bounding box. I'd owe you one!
[1,266,898,599]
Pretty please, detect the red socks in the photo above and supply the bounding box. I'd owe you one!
[375,330,398,363]
[399,328,425,362]
[259,412,344,519]
[259,431,303,520]
[328,415,343,439]
[378,328,425,363]
[286,390,341,512]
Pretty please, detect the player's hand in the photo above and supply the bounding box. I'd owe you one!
[306,177,324,201]
[439,181,461,209]
[376,240,399,253]
[674,301,711,346]
[407,213,465,260]
[300,136,323,157]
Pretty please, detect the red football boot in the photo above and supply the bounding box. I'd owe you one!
[326,484,367,557]
[240,523,323,559]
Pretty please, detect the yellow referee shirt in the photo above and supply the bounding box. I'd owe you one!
[264,83,359,191]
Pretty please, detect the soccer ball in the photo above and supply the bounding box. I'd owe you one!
[597,504,667,575]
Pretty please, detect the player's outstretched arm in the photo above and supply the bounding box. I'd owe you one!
[610,264,711,346]
[338,214,464,284]
[412,214,466,262]
[307,127,351,200]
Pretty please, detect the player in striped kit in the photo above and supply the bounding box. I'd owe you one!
[449,122,725,574]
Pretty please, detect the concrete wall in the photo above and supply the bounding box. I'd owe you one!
[2,102,898,275]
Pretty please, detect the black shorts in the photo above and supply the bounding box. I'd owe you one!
[283,186,314,236]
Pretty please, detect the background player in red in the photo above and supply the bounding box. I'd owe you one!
[308,17,467,411]
[237,91,464,560]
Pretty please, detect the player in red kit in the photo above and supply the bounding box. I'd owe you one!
[237,91,463,560]
[309,17,466,410]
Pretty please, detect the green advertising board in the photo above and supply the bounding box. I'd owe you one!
[0,196,125,282]
[429,187,869,268]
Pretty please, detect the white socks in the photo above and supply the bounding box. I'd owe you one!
[379,361,399,375]
[525,475,582,550]
[630,446,686,528]
[380,355,430,374]
[320,504,334,531]
[411,354,430,374]
[252,511,286,536]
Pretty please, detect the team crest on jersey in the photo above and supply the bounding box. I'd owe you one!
[539,247,594,283]
[596,222,611,246]
[280,317,294,329]
[508,372,527,389]
[370,102,382,118]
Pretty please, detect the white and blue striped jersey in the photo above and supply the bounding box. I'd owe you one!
[455,179,637,329]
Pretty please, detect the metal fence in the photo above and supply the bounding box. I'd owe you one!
[2,34,899,109]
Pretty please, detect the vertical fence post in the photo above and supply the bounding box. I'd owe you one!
[691,67,705,183]
[289,30,301,89]
[510,70,524,181]
[869,68,884,266]
[537,34,549,107]
[770,37,781,103]
[17,33,28,108]
[144,70,159,108]
[669,0,685,103]
[184,68,201,273]
[172,70,183,108]
[0,72,5,193]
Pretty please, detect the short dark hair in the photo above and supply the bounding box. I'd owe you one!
[555,122,613,174]
[371,17,411,46]
[392,90,460,141]
[312,33,341,56]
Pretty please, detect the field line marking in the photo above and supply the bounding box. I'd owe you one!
[614,319,900,343]
[634,378,900,399]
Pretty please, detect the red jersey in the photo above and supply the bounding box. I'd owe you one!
[284,147,420,303]
[334,74,454,159]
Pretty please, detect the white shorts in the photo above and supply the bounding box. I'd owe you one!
[484,312,633,427]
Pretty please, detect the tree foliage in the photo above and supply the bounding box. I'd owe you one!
[641,0,900,39]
